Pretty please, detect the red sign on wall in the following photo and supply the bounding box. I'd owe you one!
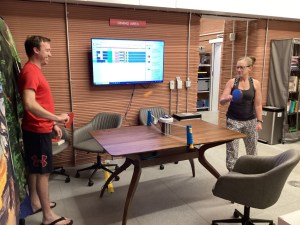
[109,19,146,28]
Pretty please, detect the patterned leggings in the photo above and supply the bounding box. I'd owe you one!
[226,118,258,171]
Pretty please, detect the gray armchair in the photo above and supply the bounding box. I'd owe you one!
[139,106,171,170]
[212,149,300,225]
[52,127,71,183]
[139,106,168,126]
[73,112,123,186]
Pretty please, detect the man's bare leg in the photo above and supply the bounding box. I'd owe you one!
[28,174,55,212]
[28,174,39,211]
[31,174,72,225]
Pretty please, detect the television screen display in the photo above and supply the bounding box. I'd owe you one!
[91,38,164,85]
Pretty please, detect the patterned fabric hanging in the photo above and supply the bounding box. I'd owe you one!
[0,16,26,225]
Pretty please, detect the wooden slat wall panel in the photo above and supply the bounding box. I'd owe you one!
[199,18,225,53]
[67,5,198,133]
[219,20,266,127]
[1,0,199,166]
[200,18,225,35]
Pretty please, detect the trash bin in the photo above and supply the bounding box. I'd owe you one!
[258,106,284,145]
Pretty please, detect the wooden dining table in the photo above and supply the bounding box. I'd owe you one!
[91,119,246,225]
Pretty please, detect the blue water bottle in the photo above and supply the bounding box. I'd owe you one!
[147,110,152,126]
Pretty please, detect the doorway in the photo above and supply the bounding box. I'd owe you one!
[209,38,223,112]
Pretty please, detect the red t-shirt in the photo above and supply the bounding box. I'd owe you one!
[19,62,55,133]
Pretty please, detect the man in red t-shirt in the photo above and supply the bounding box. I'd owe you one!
[18,36,73,225]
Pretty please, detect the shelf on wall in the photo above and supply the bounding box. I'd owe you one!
[197,107,209,111]
[291,67,300,72]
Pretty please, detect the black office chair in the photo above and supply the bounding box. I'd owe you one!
[212,149,300,225]
[73,112,122,186]
[51,127,71,183]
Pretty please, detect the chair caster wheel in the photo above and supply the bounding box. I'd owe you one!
[114,176,120,181]
[244,222,254,225]
[88,180,94,186]
[65,177,70,183]
[233,210,239,218]
[160,165,164,170]
[174,161,179,164]
[75,172,80,178]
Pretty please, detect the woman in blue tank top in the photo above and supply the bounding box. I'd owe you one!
[220,56,263,171]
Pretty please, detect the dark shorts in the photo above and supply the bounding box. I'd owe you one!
[22,129,53,174]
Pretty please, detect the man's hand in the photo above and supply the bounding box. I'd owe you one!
[53,125,62,139]
[56,113,70,126]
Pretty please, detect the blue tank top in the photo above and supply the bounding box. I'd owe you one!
[226,77,256,121]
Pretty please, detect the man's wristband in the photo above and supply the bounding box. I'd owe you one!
[257,119,263,123]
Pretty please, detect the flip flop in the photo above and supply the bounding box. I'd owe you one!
[32,202,57,215]
[41,216,73,225]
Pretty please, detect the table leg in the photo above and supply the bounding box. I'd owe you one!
[100,158,132,198]
[197,142,226,178]
[189,159,195,177]
[122,159,142,225]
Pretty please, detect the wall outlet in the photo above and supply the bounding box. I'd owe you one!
[186,78,191,88]
[177,80,182,89]
[170,80,175,90]
[176,77,182,89]
[229,33,236,41]
[199,46,205,53]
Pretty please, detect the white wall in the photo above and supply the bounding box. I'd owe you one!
[30,0,300,21]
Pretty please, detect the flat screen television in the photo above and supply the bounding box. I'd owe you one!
[91,38,165,85]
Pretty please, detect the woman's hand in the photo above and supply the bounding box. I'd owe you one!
[256,122,262,131]
[220,95,233,105]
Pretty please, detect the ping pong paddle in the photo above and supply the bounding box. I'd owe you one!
[65,112,74,128]
[232,89,243,102]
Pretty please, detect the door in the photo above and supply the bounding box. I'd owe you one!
[209,38,223,112]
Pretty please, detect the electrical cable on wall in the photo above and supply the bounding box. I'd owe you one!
[124,84,136,124]
[261,19,269,97]
[176,89,179,113]
[230,20,236,78]
[169,80,175,114]
[245,20,249,56]
[176,77,182,113]
[169,89,172,115]
[186,11,192,112]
